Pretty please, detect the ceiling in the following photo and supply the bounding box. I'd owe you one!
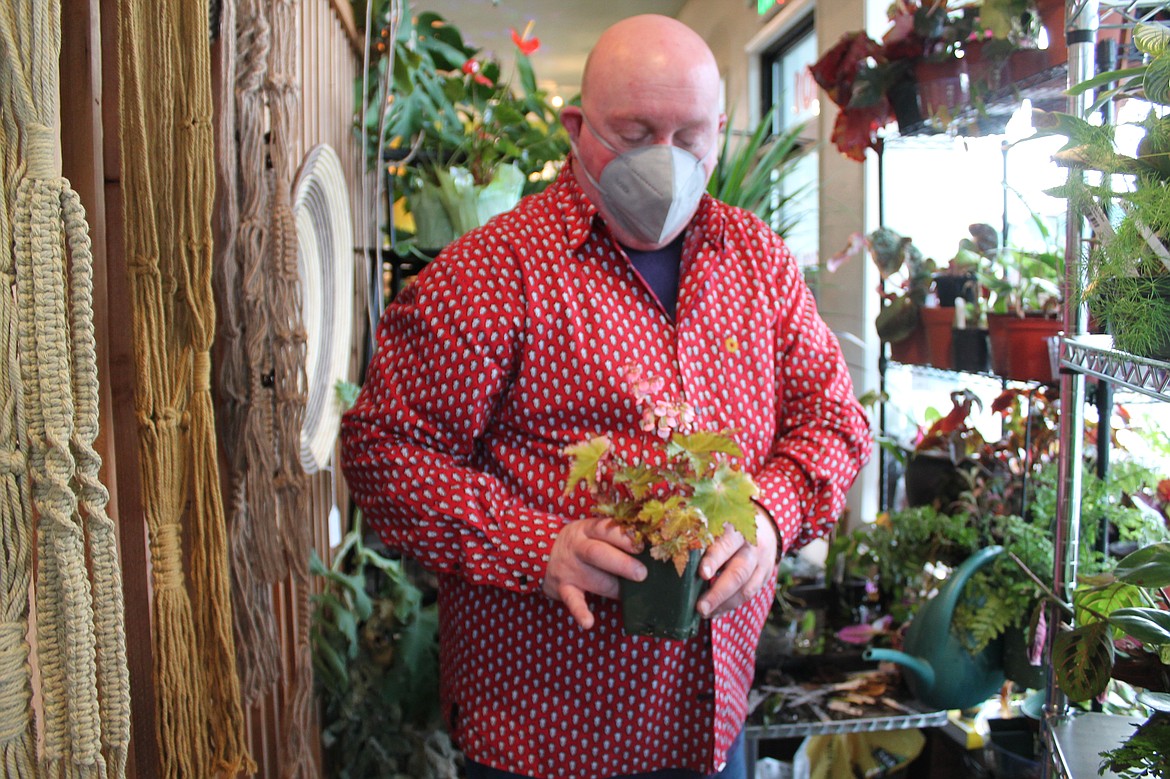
[411,1,690,100]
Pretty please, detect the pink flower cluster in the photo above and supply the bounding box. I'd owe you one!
[622,364,696,440]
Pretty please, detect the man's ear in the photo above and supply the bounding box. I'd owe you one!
[561,106,584,144]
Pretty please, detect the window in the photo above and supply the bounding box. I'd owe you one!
[760,14,818,272]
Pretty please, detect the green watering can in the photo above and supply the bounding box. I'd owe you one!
[864,545,1006,711]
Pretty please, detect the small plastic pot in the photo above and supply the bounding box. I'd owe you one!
[620,549,705,640]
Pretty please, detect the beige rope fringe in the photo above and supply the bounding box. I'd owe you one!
[237,0,287,587]
[267,0,311,585]
[172,0,256,774]
[116,0,259,774]
[215,0,281,714]
[0,17,36,774]
[117,3,209,773]
[64,185,133,779]
[2,0,132,776]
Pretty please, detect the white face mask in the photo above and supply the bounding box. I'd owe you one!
[576,115,712,247]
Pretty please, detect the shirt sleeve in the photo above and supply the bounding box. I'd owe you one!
[750,233,873,555]
[339,245,562,594]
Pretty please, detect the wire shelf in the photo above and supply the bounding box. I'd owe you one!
[744,705,951,740]
[1060,335,1170,402]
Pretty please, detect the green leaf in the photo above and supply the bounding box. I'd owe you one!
[691,465,759,542]
[1135,22,1170,57]
[667,430,743,475]
[1074,580,1146,631]
[1146,52,1170,107]
[516,53,538,96]
[387,605,442,729]
[1052,622,1115,702]
[309,548,328,576]
[1114,542,1170,588]
[335,379,361,411]
[656,500,702,543]
[979,2,1013,39]
[1139,691,1170,712]
[613,462,660,500]
[1109,607,1170,646]
[311,633,350,692]
[562,435,611,493]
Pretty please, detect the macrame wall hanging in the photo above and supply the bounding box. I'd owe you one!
[216,0,316,772]
[115,0,251,775]
[0,1,131,777]
[221,0,284,702]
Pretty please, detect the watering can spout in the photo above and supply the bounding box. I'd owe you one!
[863,648,936,689]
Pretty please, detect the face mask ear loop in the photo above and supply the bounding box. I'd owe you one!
[570,112,614,193]
[581,112,620,155]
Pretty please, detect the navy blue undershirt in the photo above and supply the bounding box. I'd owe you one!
[622,233,684,321]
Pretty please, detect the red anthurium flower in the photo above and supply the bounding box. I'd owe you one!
[511,21,539,56]
[462,58,492,87]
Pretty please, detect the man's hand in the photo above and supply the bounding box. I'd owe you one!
[543,518,646,630]
[696,507,779,619]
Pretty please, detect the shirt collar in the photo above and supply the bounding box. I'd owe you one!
[548,154,600,252]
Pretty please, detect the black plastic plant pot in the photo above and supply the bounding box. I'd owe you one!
[933,273,979,306]
[904,453,973,510]
[952,328,991,373]
[620,549,705,641]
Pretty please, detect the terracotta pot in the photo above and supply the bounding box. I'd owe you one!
[914,57,968,128]
[987,313,1063,382]
[888,326,928,366]
[620,549,705,640]
[1035,0,1067,69]
[921,306,955,370]
[1003,47,1052,83]
[963,39,1011,94]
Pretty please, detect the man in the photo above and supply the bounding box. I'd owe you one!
[341,14,870,779]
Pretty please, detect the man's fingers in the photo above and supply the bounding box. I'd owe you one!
[700,526,745,580]
[557,586,595,629]
[578,536,646,582]
[697,547,755,617]
[543,518,649,628]
[587,519,644,555]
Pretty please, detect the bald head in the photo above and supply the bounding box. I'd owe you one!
[581,15,720,109]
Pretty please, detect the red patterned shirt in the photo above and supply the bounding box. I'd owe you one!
[340,159,871,778]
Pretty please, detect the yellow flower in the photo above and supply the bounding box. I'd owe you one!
[724,335,739,354]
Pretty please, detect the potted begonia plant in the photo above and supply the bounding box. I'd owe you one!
[959,220,1065,382]
[809,0,1052,161]
[831,227,936,364]
[562,366,760,640]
